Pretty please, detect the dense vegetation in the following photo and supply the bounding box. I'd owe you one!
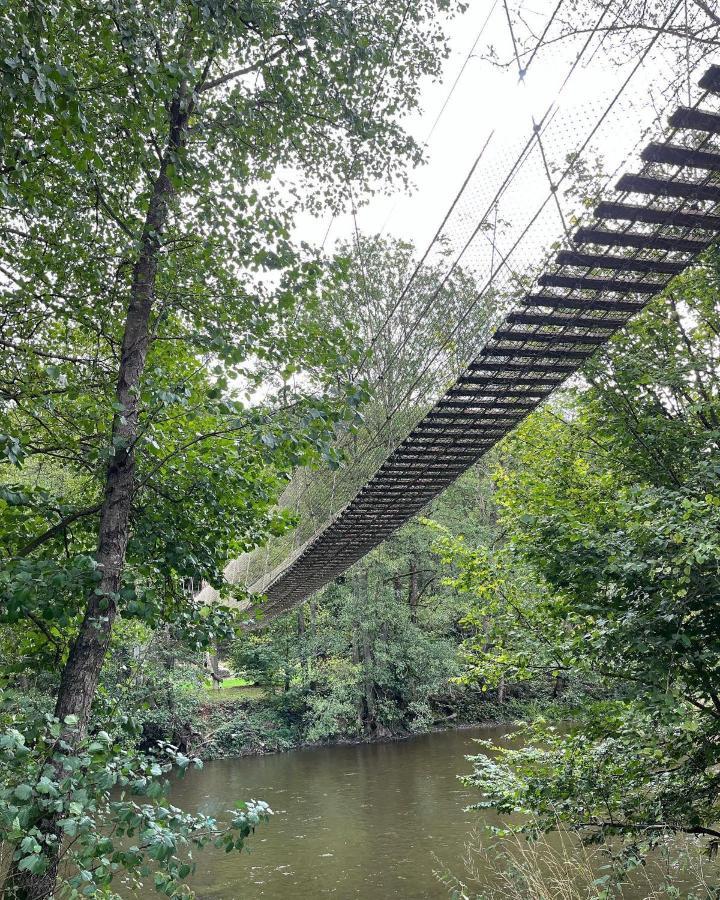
[2,1,720,898]
[435,253,720,880]
[0,1,462,896]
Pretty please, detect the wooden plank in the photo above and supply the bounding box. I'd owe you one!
[414,422,507,433]
[414,421,511,432]
[506,312,626,329]
[641,142,720,172]
[699,64,720,94]
[389,449,479,460]
[478,346,594,360]
[468,358,576,372]
[492,329,607,345]
[468,360,576,373]
[426,411,527,421]
[446,388,545,409]
[364,473,460,483]
[457,374,561,386]
[360,484,434,492]
[523,294,643,314]
[381,464,468,473]
[595,200,720,231]
[393,451,481,461]
[616,173,720,204]
[574,227,708,253]
[380,473,470,482]
[405,436,495,447]
[448,388,550,399]
[668,106,720,134]
[555,249,684,275]
[538,273,663,293]
[437,398,540,407]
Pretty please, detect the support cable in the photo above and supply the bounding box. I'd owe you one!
[356,0,684,463]
[376,0,501,238]
[282,0,633,528]
[357,0,619,399]
[257,0,688,586]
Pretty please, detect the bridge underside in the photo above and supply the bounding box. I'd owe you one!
[235,64,720,624]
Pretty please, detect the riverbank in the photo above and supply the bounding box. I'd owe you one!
[144,680,578,761]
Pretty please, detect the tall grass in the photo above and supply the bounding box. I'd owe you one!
[434,827,720,899]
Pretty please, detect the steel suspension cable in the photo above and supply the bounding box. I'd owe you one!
[294,0,686,533]
[279,0,633,528]
[354,0,619,398]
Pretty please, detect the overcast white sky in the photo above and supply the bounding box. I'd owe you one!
[299,1,620,253]
[297,0,706,270]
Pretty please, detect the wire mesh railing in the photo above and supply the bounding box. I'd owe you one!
[195,2,720,622]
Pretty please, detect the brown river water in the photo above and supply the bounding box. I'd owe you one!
[119,724,716,899]
[167,725,504,899]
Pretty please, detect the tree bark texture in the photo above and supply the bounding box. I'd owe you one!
[6,96,188,900]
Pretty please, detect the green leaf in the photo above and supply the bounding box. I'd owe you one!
[13,783,33,801]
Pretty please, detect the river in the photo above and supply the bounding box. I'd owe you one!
[167,725,504,899]
[154,724,714,899]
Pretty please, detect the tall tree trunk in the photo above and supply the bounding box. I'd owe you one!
[353,570,376,736]
[361,624,377,735]
[307,599,317,689]
[5,96,187,900]
[297,604,308,681]
[408,557,419,624]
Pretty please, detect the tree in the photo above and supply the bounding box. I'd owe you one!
[429,525,573,700]
[0,1,463,894]
[256,232,495,576]
[228,461,501,745]
[440,251,720,859]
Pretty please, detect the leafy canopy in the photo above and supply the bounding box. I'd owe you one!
[435,252,720,853]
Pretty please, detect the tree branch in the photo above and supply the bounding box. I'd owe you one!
[16,503,103,558]
[198,46,287,93]
[692,0,720,27]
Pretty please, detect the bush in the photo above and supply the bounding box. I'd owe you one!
[195,697,302,758]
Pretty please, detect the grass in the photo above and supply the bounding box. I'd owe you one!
[434,827,719,899]
[203,676,265,702]
[215,676,254,689]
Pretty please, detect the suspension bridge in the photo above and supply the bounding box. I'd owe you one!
[196,10,720,626]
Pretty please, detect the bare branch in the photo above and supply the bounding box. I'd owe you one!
[198,46,287,93]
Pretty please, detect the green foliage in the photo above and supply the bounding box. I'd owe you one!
[438,252,720,853]
[231,620,298,692]
[227,464,505,745]
[0,711,270,899]
[301,571,460,742]
[199,696,301,756]
[1,1,465,892]
[428,523,571,691]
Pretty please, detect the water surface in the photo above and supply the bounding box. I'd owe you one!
[156,725,713,899]
[170,726,505,899]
